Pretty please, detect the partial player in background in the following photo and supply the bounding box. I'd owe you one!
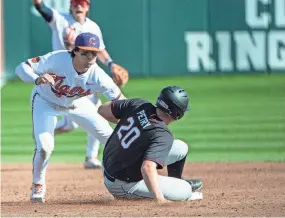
[98,86,203,204]
[32,0,129,168]
[15,32,126,203]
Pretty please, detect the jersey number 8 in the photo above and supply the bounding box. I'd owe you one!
[117,117,141,149]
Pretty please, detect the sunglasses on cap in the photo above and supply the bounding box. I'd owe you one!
[71,0,90,7]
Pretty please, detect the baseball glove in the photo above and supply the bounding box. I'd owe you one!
[63,26,76,50]
[111,64,129,87]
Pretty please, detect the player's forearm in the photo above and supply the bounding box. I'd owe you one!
[34,1,53,23]
[97,49,116,72]
[97,49,111,65]
[141,161,165,201]
[15,62,39,83]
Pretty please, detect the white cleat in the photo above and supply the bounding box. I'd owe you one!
[84,157,102,169]
[30,183,46,203]
[189,191,203,201]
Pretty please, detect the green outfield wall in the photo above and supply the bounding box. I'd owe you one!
[3,0,285,78]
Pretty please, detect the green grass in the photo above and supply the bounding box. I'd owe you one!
[1,74,285,163]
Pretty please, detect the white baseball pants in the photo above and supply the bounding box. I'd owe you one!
[55,93,103,158]
[31,89,113,184]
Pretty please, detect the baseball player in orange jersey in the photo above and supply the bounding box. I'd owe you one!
[15,32,126,203]
[33,0,129,168]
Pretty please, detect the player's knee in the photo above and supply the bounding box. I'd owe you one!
[177,181,192,201]
[35,146,53,160]
[40,141,54,159]
[35,133,55,156]
[183,183,192,200]
[164,180,192,201]
[38,148,52,160]
[173,139,189,160]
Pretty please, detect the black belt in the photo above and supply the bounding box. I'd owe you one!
[104,170,115,182]
[104,170,139,183]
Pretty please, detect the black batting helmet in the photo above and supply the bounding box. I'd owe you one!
[156,86,190,120]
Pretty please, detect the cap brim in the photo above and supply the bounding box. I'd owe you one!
[77,46,100,52]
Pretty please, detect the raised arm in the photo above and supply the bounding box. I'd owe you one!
[33,0,53,23]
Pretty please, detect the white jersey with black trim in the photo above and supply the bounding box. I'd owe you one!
[49,10,105,51]
[26,50,120,108]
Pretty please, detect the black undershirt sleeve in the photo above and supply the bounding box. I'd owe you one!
[34,2,53,23]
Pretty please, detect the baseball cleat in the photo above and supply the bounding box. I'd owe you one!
[30,183,46,203]
[184,179,203,192]
[84,157,102,169]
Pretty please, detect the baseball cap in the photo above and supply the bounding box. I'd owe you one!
[75,32,100,52]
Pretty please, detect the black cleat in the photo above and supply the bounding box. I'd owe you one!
[184,179,203,192]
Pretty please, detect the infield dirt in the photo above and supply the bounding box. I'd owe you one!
[1,162,285,217]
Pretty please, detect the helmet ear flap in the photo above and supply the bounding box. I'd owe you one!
[156,98,184,120]
[171,108,184,120]
[156,98,172,117]
[156,85,189,120]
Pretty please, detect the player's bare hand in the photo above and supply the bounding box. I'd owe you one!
[156,198,172,205]
[33,0,42,4]
[35,74,55,86]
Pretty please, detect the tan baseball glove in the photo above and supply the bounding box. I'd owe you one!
[111,64,129,87]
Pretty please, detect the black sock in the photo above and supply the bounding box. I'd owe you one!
[167,156,186,179]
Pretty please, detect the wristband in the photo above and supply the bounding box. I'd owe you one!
[34,77,40,85]
[106,59,114,68]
